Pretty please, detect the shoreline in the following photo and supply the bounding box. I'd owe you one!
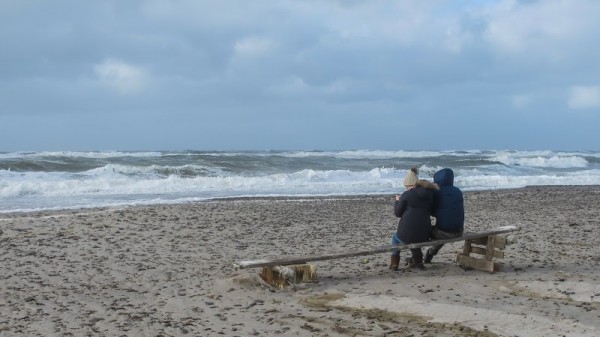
[2,184,600,218]
[1,185,599,336]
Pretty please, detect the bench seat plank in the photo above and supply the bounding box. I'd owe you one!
[233,225,519,269]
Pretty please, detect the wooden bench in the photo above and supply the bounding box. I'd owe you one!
[234,225,519,287]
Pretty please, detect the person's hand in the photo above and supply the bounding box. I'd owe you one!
[395,195,400,201]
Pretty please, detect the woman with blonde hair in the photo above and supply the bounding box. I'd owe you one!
[390,167,438,270]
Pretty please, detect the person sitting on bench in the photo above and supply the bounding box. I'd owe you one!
[425,168,465,263]
[390,167,438,270]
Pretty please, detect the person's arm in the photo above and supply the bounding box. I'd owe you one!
[394,194,407,217]
[432,190,440,216]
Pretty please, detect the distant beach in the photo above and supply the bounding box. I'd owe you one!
[1,185,599,336]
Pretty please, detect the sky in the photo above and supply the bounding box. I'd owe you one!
[1,0,599,152]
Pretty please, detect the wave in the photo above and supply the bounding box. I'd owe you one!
[280,150,458,159]
[0,151,164,159]
[492,154,588,168]
[83,164,221,178]
[2,149,600,212]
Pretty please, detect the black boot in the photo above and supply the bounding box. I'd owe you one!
[424,251,434,264]
[407,254,425,270]
[389,255,400,271]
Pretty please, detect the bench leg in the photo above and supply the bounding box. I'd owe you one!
[457,235,503,273]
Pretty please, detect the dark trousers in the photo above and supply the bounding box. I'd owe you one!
[427,227,463,256]
[410,248,423,259]
[391,233,424,259]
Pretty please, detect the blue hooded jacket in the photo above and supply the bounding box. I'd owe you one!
[433,168,464,233]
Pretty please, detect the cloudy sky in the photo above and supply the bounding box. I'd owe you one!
[1,0,599,152]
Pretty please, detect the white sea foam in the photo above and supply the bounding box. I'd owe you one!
[281,150,454,159]
[1,149,600,212]
[0,151,164,159]
[492,154,588,168]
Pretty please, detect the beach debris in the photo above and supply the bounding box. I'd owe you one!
[259,264,318,288]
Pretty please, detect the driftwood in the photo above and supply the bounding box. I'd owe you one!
[233,225,520,270]
[259,264,318,288]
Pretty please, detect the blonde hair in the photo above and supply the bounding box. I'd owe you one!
[403,167,419,187]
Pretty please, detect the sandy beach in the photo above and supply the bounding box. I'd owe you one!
[1,185,599,337]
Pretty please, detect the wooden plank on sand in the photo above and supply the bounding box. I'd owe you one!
[456,253,502,273]
[233,225,519,269]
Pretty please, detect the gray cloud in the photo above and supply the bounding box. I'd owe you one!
[1,0,599,151]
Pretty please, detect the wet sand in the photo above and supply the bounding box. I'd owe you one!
[1,186,599,336]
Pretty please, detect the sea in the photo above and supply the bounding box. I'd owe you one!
[1,149,599,213]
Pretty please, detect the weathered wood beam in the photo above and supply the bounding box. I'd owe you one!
[470,246,504,259]
[456,254,502,273]
[233,225,519,269]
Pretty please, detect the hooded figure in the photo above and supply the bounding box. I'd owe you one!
[424,168,465,263]
[432,168,464,233]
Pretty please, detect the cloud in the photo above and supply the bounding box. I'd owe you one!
[512,94,532,109]
[568,86,600,109]
[2,0,600,151]
[482,0,600,58]
[266,77,309,96]
[94,59,148,94]
[234,37,274,57]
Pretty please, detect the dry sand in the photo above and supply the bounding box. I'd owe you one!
[1,186,599,337]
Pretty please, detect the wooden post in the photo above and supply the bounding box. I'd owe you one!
[463,239,473,255]
[456,234,507,273]
[485,235,497,261]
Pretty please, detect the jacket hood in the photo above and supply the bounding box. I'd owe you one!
[434,168,454,187]
[415,179,439,191]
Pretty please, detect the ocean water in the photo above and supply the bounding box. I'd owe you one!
[1,150,599,213]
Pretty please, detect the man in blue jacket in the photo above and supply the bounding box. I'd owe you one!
[425,168,465,263]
